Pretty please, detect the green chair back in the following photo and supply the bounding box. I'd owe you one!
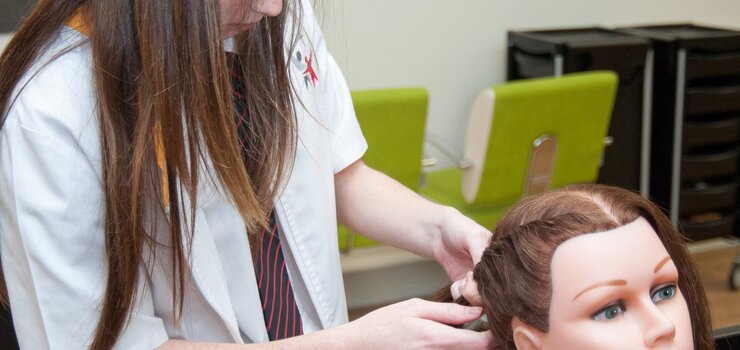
[338,87,429,251]
[353,88,428,189]
[422,72,618,229]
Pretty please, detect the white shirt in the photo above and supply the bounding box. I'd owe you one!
[0,0,367,348]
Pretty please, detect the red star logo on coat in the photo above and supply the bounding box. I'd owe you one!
[303,52,318,87]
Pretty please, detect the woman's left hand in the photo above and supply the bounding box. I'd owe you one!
[432,208,491,303]
[335,161,492,305]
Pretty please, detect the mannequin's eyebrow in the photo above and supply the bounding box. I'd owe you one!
[573,280,627,301]
[654,256,671,273]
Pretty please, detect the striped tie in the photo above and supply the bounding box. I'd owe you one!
[256,211,304,340]
[229,54,303,340]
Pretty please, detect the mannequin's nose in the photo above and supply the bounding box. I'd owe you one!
[642,304,677,347]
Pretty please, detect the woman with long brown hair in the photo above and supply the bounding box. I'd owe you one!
[0,0,493,348]
[443,184,713,349]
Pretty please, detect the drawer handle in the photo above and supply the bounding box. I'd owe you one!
[689,50,740,61]
[687,85,740,94]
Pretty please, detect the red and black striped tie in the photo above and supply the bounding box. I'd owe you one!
[255,211,304,340]
[230,54,303,340]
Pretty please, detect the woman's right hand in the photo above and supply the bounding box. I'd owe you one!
[158,298,495,349]
[338,298,494,349]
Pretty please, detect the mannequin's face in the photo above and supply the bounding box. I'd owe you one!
[533,218,693,350]
[219,0,283,38]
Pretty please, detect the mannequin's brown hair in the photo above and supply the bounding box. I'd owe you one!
[436,184,712,350]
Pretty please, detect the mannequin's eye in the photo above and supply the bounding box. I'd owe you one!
[651,284,676,304]
[592,303,625,322]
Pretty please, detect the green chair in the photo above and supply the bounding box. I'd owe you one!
[421,72,618,229]
[338,87,429,252]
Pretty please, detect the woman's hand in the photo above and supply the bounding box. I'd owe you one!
[341,298,494,350]
[158,298,494,350]
[450,271,482,306]
[432,207,491,305]
[335,161,492,306]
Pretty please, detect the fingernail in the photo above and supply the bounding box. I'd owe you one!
[469,307,482,315]
[451,281,462,300]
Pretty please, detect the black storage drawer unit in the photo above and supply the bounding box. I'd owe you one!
[679,182,737,215]
[680,212,736,241]
[681,149,739,181]
[686,51,740,80]
[620,24,740,240]
[511,52,553,78]
[682,118,740,149]
[685,86,740,115]
[508,28,651,194]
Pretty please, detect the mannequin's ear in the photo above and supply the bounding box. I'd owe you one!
[511,316,544,350]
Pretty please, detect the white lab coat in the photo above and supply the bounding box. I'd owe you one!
[0,0,367,348]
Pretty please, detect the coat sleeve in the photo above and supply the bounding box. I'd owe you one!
[323,53,368,174]
[0,41,169,350]
[298,0,368,174]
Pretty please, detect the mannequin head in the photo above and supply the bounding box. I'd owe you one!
[466,184,712,349]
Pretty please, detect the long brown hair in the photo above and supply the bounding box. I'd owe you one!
[436,184,712,350]
[0,0,299,348]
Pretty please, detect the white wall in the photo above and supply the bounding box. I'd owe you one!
[319,0,740,159]
[0,34,11,53]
